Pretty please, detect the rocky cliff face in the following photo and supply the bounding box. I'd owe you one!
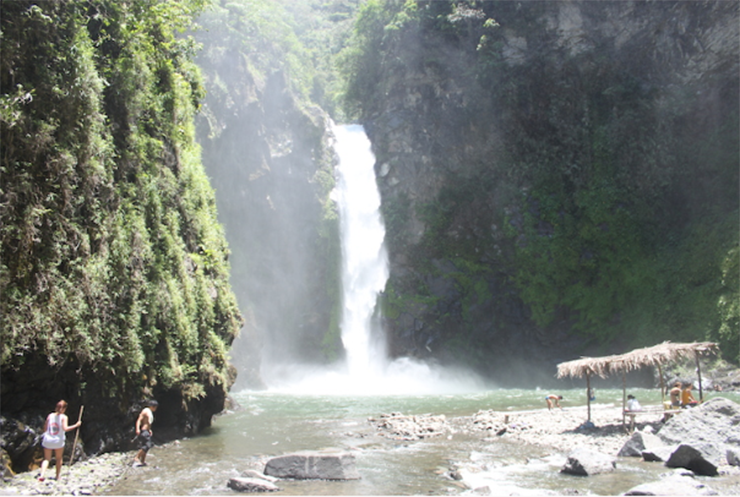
[356,0,739,382]
[195,37,342,388]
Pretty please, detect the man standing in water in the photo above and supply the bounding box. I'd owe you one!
[133,400,158,467]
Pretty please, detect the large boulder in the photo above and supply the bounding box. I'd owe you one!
[664,443,721,476]
[561,448,616,476]
[264,450,360,480]
[619,431,666,458]
[657,398,740,448]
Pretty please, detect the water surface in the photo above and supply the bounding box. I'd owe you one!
[106,388,739,495]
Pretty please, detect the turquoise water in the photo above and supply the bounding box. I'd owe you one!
[105,388,740,495]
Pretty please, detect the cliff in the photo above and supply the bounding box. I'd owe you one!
[345,0,739,381]
[0,0,242,472]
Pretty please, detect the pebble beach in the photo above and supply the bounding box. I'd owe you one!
[467,403,640,455]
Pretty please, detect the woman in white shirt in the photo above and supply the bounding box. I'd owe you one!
[626,394,642,411]
[38,400,82,481]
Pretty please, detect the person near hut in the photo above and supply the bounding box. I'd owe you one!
[546,395,563,410]
[669,381,682,408]
[626,394,642,412]
[38,400,82,481]
[681,383,698,407]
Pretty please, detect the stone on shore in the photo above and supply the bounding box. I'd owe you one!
[264,450,360,480]
[560,448,616,476]
[664,443,721,477]
[619,430,665,457]
[370,412,447,440]
[622,473,718,495]
[228,477,280,492]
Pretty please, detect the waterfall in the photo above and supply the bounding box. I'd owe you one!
[261,123,484,394]
[332,124,389,379]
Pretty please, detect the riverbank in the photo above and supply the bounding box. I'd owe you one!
[0,451,134,496]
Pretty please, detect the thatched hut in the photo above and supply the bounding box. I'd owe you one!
[556,341,719,422]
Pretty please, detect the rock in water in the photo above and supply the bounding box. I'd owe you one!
[227,477,280,492]
[264,450,360,480]
[560,448,616,476]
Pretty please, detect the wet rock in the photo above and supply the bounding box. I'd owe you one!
[665,443,721,477]
[264,450,360,480]
[623,473,718,495]
[561,448,616,476]
[619,431,665,457]
[228,477,280,492]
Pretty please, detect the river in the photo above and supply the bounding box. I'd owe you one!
[104,387,739,495]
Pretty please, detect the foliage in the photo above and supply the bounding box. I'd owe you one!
[1,0,242,403]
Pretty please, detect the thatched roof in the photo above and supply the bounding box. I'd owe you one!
[556,341,719,380]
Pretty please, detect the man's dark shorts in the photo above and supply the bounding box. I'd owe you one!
[138,430,153,452]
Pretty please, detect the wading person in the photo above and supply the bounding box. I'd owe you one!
[546,395,563,410]
[39,400,82,481]
[133,400,158,467]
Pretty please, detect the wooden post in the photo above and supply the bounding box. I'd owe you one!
[657,362,665,404]
[69,406,84,466]
[622,370,627,429]
[586,372,592,422]
[695,351,703,401]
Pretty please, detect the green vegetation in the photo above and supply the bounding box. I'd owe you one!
[1,0,242,404]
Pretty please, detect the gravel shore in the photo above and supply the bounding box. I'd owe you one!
[467,403,639,456]
[0,451,133,496]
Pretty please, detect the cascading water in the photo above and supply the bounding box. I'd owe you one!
[332,124,389,379]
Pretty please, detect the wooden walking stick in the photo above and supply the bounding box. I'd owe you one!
[69,405,84,466]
